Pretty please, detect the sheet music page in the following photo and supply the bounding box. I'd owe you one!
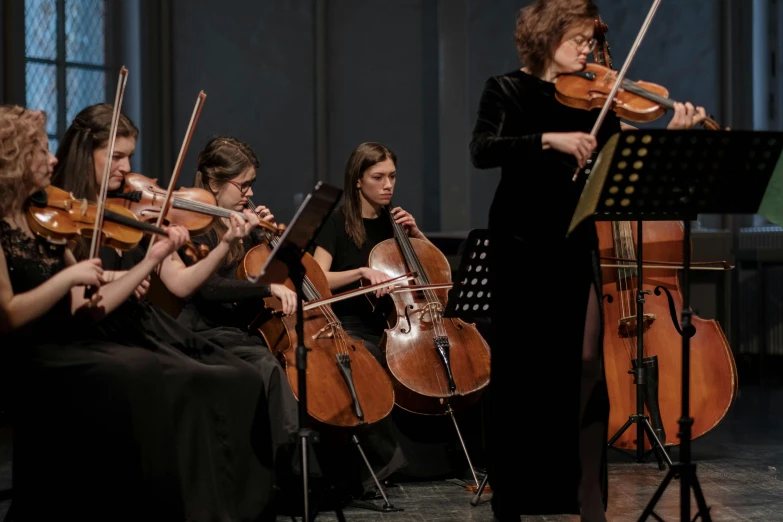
[757,151,783,226]
[567,133,621,236]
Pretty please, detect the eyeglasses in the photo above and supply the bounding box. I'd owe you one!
[226,179,254,194]
[569,36,598,53]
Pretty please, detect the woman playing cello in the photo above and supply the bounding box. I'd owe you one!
[51,103,280,521]
[312,141,465,493]
[469,1,707,520]
[179,135,303,475]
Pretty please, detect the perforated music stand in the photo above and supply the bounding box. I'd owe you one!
[569,129,783,522]
[444,229,493,321]
[442,229,493,506]
[246,181,343,522]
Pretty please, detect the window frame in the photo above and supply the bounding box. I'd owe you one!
[23,0,115,146]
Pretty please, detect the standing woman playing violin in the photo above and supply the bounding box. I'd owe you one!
[469,1,707,520]
[180,135,302,473]
[0,105,191,520]
[52,103,280,521]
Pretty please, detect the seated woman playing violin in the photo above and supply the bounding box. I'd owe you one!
[0,104,195,520]
[50,103,279,521]
[469,1,708,520]
[178,135,303,475]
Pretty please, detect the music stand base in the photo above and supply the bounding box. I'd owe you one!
[608,414,671,469]
[638,462,712,522]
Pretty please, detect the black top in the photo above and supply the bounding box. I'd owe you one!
[0,220,72,341]
[314,206,394,322]
[179,229,273,329]
[470,68,621,248]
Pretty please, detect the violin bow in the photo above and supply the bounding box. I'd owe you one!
[145,91,207,257]
[572,0,663,181]
[83,66,129,298]
[89,66,129,260]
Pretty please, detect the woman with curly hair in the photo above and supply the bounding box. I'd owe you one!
[469,1,707,520]
[0,105,190,520]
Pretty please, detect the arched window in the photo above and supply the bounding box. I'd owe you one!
[24,0,109,153]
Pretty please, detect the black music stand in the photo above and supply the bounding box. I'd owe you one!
[569,129,783,522]
[247,181,344,522]
[442,229,493,506]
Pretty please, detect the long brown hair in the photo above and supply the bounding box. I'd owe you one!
[342,142,397,249]
[194,136,259,266]
[52,103,139,201]
[0,106,47,216]
[514,0,599,77]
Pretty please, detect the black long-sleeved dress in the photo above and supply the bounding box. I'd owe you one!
[1,221,277,522]
[177,230,301,480]
[470,68,619,516]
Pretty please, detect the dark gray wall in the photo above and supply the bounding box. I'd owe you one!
[168,0,729,228]
[171,0,315,221]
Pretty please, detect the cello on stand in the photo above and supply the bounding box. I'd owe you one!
[556,9,737,460]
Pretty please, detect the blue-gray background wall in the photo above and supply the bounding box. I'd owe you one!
[168,0,730,229]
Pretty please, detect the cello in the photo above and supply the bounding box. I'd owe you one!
[236,201,396,428]
[367,204,491,415]
[577,16,738,449]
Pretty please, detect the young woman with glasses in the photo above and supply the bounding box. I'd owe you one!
[50,104,280,521]
[469,1,707,520]
[180,136,303,481]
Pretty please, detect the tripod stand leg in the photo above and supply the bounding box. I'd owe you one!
[639,467,676,521]
[346,435,403,513]
[689,469,713,522]
[641,418,672,469]
[607,416,634,447]
[470,472,490,507]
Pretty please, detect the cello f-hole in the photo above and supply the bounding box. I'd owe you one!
[603,293,614,303]
[402,304,414,333]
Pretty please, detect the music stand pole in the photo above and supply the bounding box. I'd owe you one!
[285,249,315,522]
[639,217,711,521]
[245,181,344,522]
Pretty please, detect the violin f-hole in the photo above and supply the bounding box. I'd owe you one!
[603,293,614,303]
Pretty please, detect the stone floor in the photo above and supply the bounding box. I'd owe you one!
[274,385,783,521]
[0,385,780,521]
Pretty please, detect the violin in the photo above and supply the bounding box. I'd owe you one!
[554,62,723,129]
[108,173,217,236]
[108,173,285,237]
[27,185,168,250]
[236,203,396,427]
[367,205,491,415]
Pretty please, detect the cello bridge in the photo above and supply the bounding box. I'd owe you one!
[617,313,656,337]
[311,321,339,340]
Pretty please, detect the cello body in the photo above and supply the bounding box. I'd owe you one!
[598,220,738,449]
[238,244,395,428]
[368,236,491,415]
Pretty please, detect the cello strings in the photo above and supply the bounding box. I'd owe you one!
[245,199,350,355]
[392,219,448,338]
[615,221,636,361]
